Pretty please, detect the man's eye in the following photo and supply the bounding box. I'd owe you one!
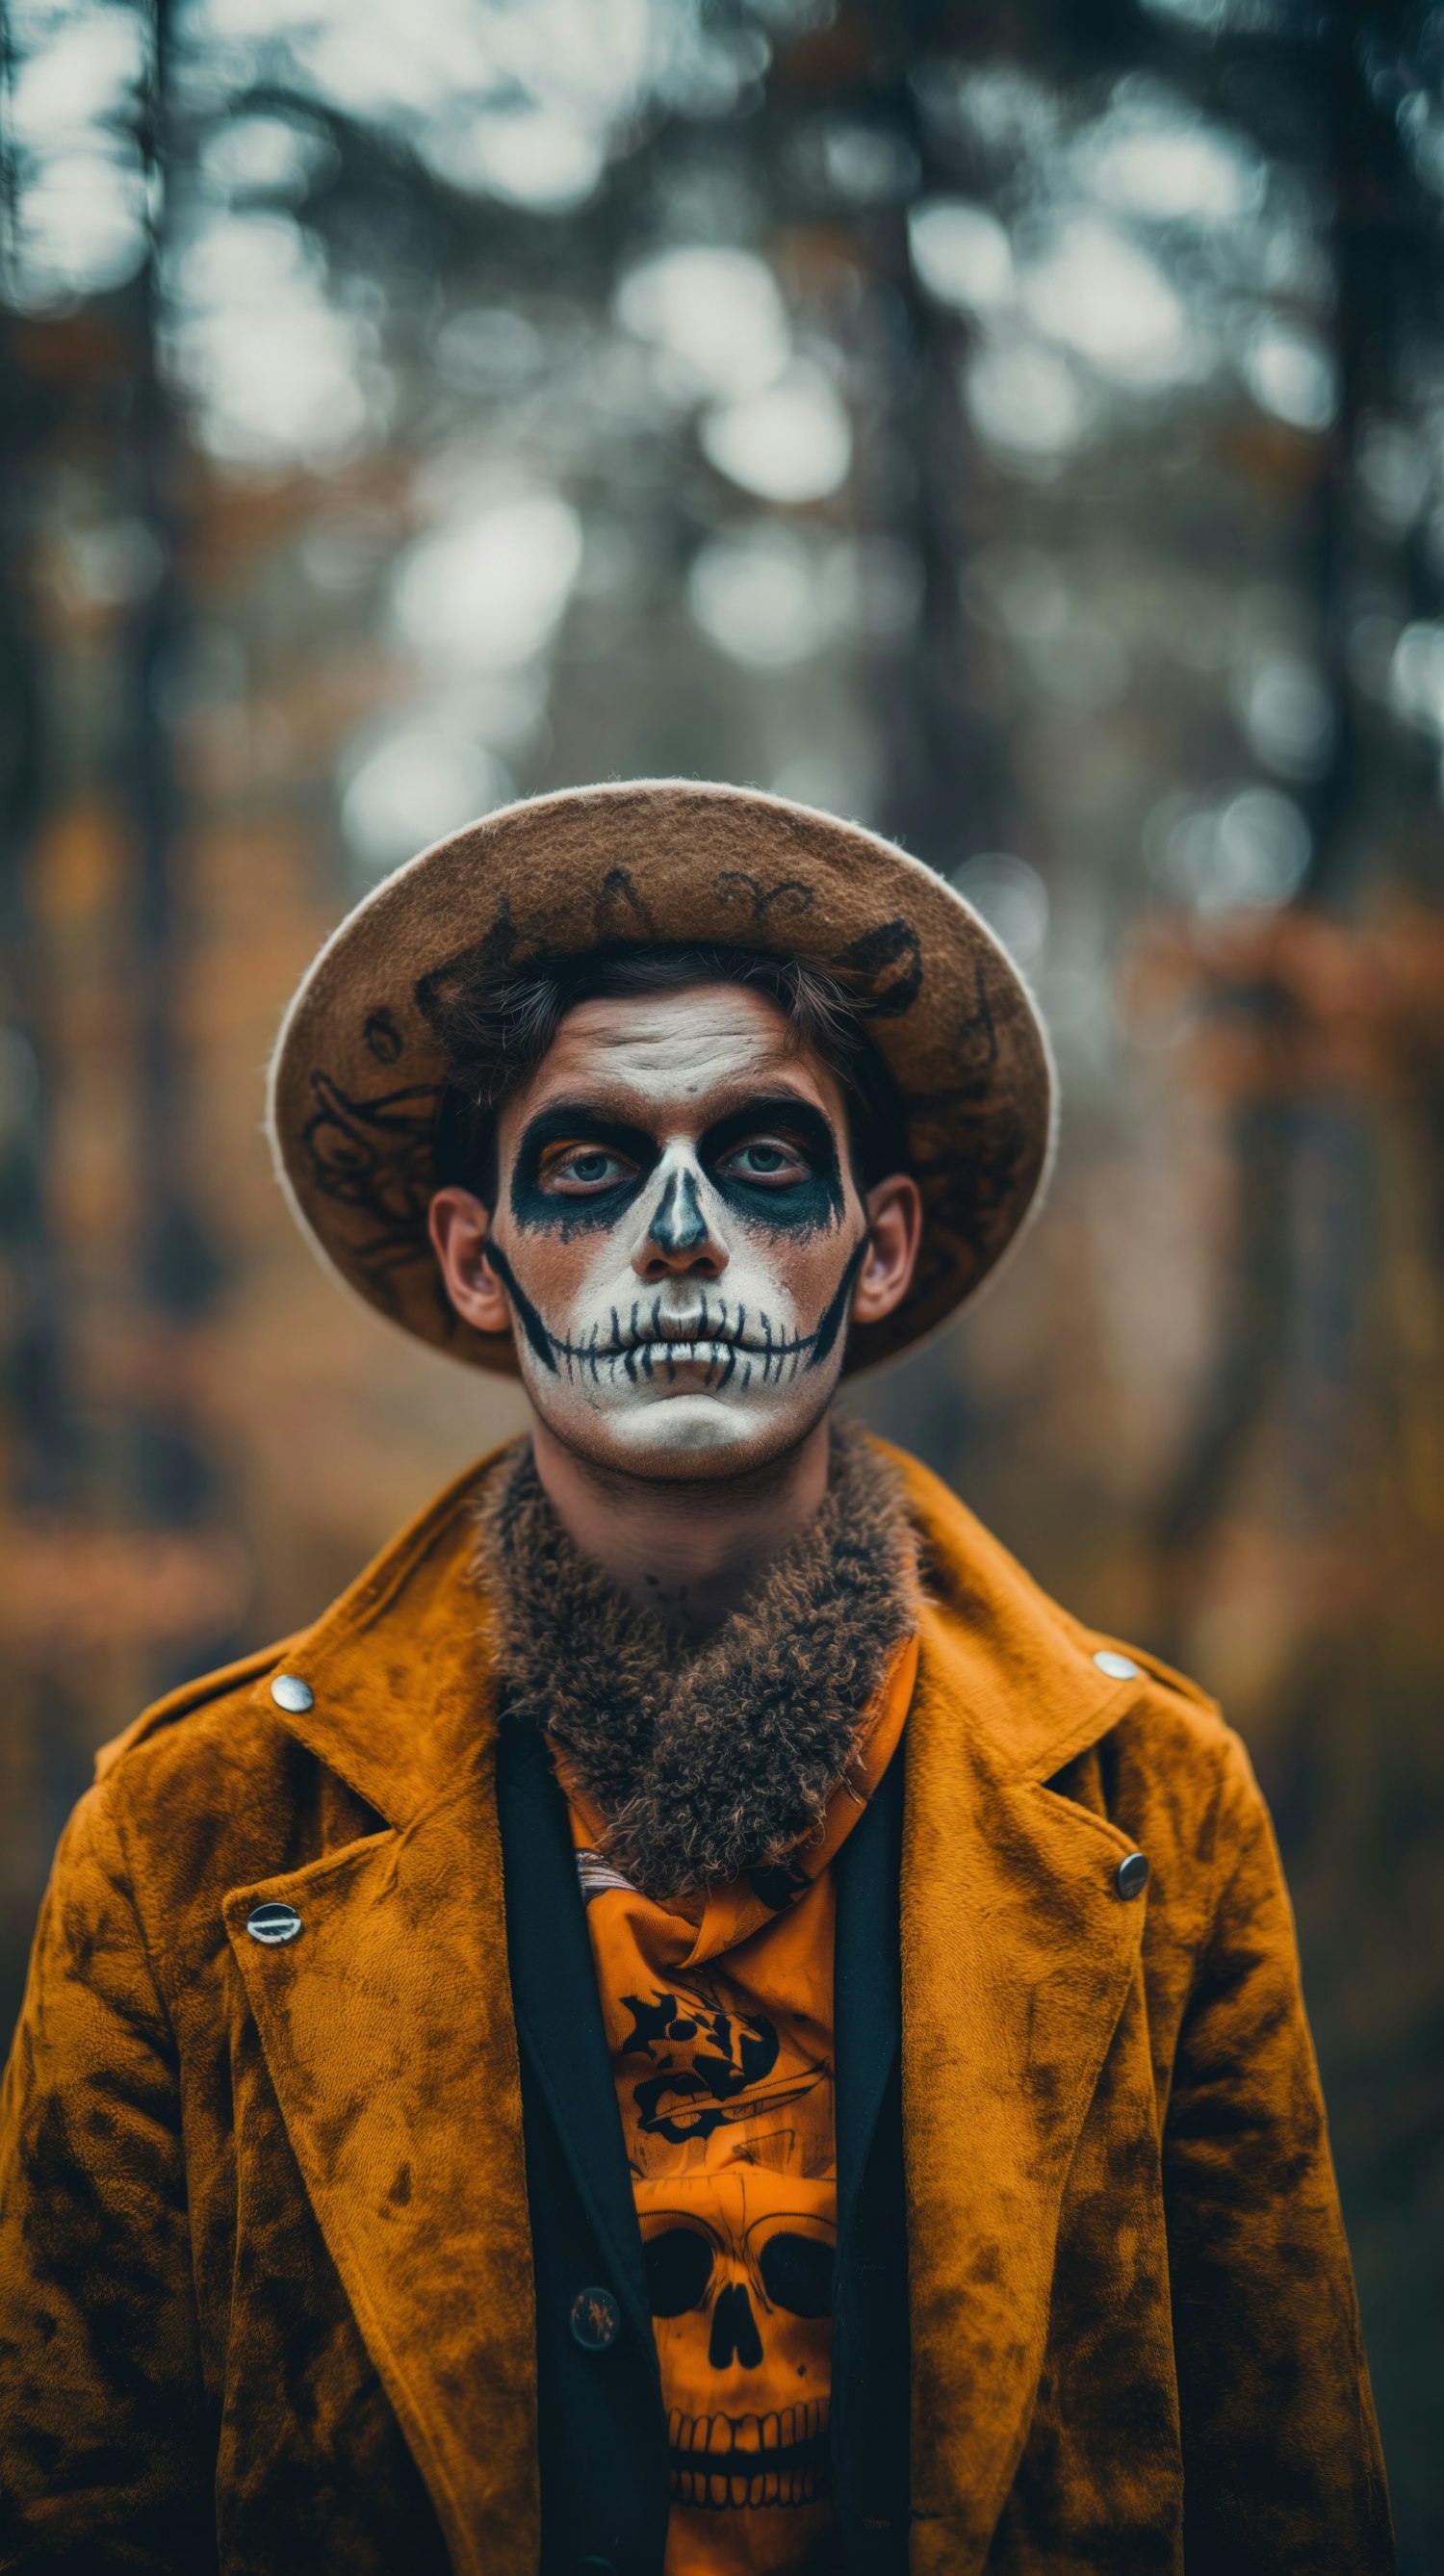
[716,1138,810,1186]
[541,1146,634,1194]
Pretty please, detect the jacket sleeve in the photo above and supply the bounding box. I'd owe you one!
[1162,1729,1393,2574]
[0,1782,216,2572]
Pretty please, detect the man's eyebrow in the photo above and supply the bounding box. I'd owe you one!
[700,1095,841,1155]
[512,1100,658,1159]
[518,1070,832,1132]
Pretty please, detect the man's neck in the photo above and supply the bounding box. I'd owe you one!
[528,1414,833,1641]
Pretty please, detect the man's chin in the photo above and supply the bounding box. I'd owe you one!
[530,1386,833,1481]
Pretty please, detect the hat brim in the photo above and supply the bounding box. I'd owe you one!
[267,779,1056,1378]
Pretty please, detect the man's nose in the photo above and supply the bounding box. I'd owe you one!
[631,1159,728,1280]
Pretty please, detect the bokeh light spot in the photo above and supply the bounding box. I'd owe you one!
[700,364,853,503]
[340,723,514,875]
[615,247,790,399]
[951,855,1050,967]
[390,492,583,668]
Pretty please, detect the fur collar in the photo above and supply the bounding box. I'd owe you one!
[475,1425,919,1900]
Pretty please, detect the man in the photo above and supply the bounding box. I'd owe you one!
[0,781,1390,2575]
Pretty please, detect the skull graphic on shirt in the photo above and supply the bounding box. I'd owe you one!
[635,2162,835,2511]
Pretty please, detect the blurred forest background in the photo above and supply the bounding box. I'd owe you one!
[3,0,1443,2555]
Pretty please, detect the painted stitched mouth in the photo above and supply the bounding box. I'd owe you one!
[553,1297,813,1369]
[509,1235,868,1387]
[667,2402,831,2510]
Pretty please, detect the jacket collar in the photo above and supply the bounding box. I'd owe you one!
[888,1438,1143,1783]
[226,1432,1148,2574]
[901,1573,1145,2560]
[240,1451,506,1826]
[235,1431,1139,1817]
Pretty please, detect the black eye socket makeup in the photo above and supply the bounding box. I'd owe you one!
[700,1097,844,1234]
[511,1104,659,1233]
[508,1094,848,1239]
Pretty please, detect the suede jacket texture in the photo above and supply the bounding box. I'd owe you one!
[0,1436,1391,2575]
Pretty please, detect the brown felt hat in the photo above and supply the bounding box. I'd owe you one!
[267,779,1056,1377]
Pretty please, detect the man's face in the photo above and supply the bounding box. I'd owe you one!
[429,981,919,1481]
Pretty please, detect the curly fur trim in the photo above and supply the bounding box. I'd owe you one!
[476,1425,919,1900]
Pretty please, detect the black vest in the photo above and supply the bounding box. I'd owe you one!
[497,1718,911,2576]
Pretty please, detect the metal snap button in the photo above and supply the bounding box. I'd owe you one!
[1094,1649,1140,1682]
[270,1673,314,1713]
[569,2286,622,2353]
[246,1901,303,1945]
[1115,1851,1149,1901]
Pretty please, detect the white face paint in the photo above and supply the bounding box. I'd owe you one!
[478,984,876,1479]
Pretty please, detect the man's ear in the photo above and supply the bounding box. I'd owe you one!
[427,1188,510,1333]
[851,1172,923,1327]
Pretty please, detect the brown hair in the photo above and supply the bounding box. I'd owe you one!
[426,942,909,1204]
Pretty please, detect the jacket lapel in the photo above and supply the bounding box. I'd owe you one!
[226,1771,538,2576]
[223,1450,540,2576]
[894,1448,1150,2573]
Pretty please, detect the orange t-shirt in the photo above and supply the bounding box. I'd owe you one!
[558,1631,917,2576]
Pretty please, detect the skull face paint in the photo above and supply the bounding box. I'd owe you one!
[477,984,878,1478]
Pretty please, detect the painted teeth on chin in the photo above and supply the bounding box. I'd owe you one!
[548,1291,817,1367]
[560,1339,752,1373]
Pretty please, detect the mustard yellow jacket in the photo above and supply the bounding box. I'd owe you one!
[0,1440,1390,2573]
